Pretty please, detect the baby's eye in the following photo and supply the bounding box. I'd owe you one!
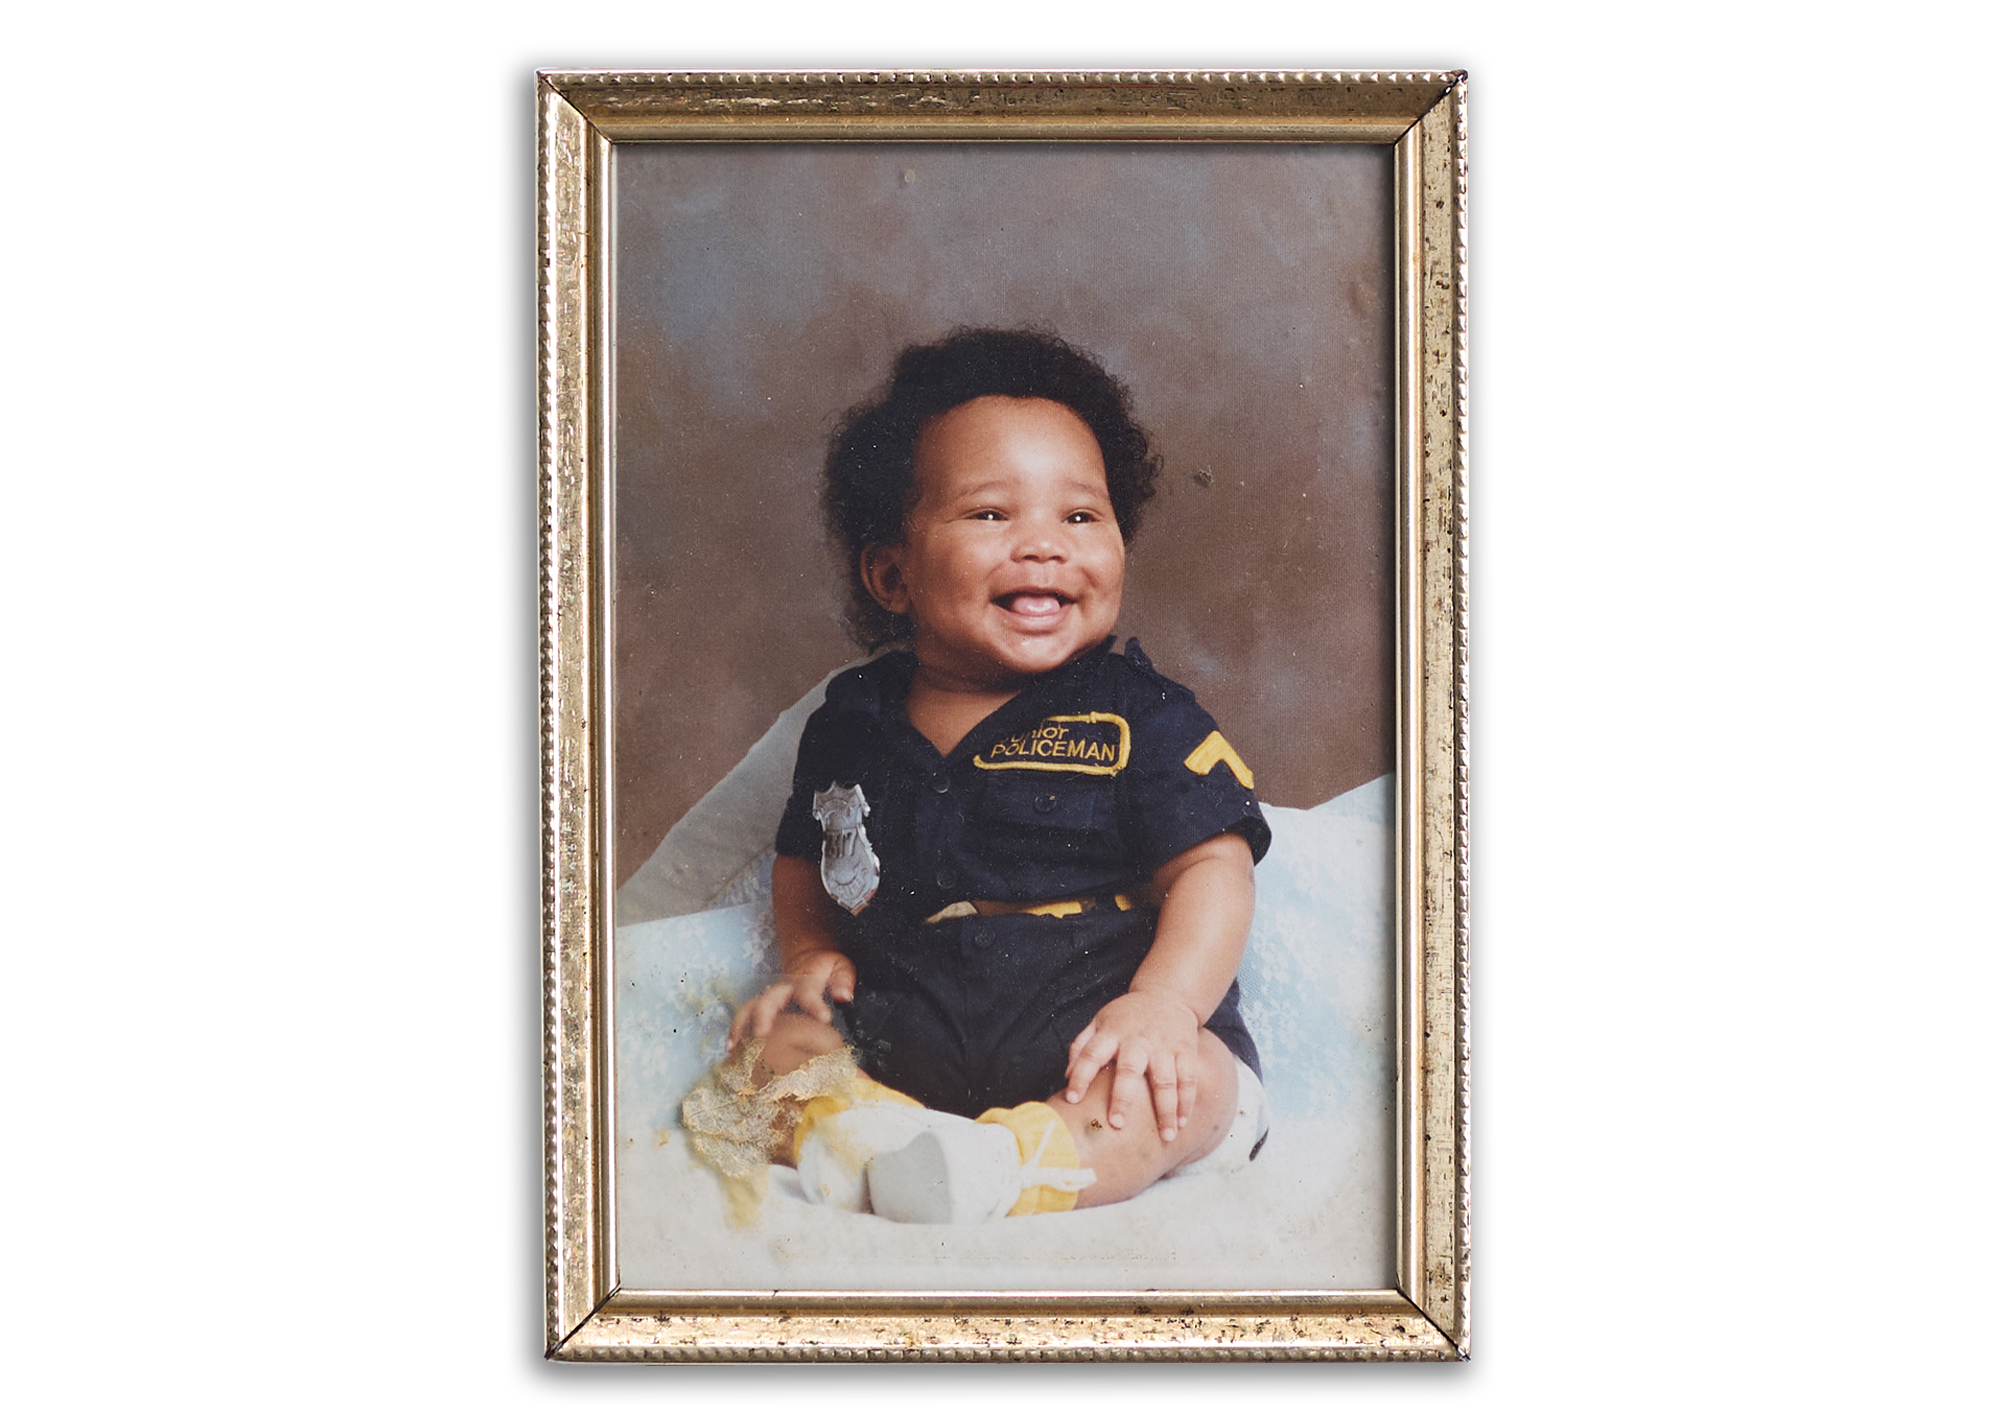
[968,509,1005,521]
[1064,510,1101,523]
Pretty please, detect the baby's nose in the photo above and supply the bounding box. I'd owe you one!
[1013,518,1067,558]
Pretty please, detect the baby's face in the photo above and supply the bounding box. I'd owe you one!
[870,395,1126,692]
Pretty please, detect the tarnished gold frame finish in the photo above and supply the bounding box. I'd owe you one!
[539,70,1469,1362]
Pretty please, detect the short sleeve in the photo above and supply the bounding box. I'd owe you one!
[1117,678,1271,872]
[775,711,833,861]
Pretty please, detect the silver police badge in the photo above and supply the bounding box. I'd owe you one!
[812,782,880,914]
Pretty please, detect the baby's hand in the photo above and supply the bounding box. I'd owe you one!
[1063,988,1203,1142]
[726,949,857,1053]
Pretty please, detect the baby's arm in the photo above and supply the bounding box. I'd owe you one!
[726,854,858,1053]
[1063,832,1255,1142]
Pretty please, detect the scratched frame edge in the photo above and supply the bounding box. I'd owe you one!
[538,69,1469,1363]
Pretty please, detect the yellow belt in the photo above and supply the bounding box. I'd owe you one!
[924,893,1134,925]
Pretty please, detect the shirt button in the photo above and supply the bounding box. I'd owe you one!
[936,867,958,890]
[1034,793,1057,813]
[930,771,952,793]
[972,928,994,949]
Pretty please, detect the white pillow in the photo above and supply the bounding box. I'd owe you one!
[615,660,863,926]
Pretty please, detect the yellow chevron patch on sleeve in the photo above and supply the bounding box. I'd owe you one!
[1183,730,1254,789]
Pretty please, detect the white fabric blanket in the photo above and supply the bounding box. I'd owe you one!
[614,775,1395,1290]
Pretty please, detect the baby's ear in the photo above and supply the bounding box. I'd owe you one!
[860,544,911,614]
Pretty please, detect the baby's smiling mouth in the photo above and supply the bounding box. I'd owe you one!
[996,590,1072,617]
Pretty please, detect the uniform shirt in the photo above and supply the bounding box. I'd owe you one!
[771,638,1269,1116]
[775,637,1270,925]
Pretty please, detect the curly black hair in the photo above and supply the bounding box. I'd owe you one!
[821,326,1163,649]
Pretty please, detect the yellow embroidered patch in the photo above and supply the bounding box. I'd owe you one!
[1183,730,1255,788]
[973,712,1131,775]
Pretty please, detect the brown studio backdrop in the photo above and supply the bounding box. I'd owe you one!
[614,142,1394,883]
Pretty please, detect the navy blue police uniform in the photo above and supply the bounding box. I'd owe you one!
[775,637,1270,1120]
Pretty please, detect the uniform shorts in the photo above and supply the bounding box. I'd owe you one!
[833,900,1260,1120]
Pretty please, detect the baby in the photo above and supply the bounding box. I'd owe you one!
[728,327,1271,1224]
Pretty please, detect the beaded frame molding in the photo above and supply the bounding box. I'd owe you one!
[539,69,1469,1363]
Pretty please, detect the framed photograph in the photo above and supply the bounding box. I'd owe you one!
[540,69,1468,1362]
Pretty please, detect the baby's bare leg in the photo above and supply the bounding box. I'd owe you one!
[748,1009,847,1081]
[740,1010,851,1168]
[1049,1028,1240,1208]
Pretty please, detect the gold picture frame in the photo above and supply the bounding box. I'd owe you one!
[539,69,1468,1362]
